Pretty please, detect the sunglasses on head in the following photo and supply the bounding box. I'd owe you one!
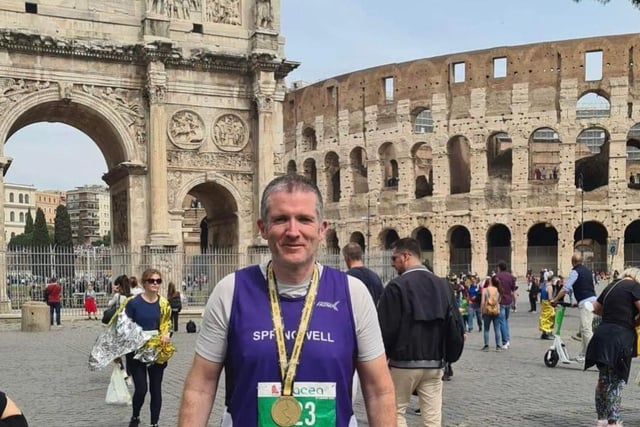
[145,278,162,284]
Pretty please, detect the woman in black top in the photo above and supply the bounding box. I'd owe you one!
[585,268,640,426]
[0,391,28,427]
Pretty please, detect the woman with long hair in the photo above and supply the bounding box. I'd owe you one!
[124,268,172,427]
[481,276,503,351]
[586,267,640,426]
[166,281,182,334]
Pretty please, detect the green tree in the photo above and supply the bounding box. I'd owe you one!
[53,205,75,279]
[32,208,50,247]
[53,205,73,247]
[24,209,34,235]
[8,233,31,248]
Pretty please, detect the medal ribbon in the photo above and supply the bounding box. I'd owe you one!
[267,262,320,397]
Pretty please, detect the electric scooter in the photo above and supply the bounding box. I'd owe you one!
[543,302,580,367]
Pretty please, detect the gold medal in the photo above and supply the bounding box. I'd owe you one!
[270,395,301,427]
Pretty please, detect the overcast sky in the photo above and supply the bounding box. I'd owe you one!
[5,0,640,190]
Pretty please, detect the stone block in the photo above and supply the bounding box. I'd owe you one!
[21,301,50,332]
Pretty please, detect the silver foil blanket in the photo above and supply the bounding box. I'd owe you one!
[88,311,147,371]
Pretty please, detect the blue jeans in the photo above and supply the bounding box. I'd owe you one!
[49,302,61,326]
[499,304,510,344]
[483,315,501,347]
[467,303,482,331]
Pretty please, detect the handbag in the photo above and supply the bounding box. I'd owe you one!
[102,295,122,325]
[105,364,131,405]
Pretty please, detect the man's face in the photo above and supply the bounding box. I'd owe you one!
[258,190,327,272]
[391,250,409,275]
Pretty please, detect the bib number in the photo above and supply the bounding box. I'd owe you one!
[258,382,336,427]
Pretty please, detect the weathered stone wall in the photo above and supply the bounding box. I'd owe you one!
[284,33,640,278]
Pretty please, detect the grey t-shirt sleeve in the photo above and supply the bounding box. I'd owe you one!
[194,266,385,364]
[347,275,386,362]
[195,272,235,363]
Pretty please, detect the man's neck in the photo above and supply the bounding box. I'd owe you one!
[272,262,316,285]
[349,260,364,269]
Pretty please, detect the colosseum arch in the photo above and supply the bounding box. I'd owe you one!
[325,151,341,203]
[379,142,399,188]
[380,228,400,250]
[527,223,558,273]
[287,160,297,174]
[303,158,318,185]
[487,224,511,272]
[350,147,369,194]
[412,142,433,198]
[576,91,611,120]
[487,131,513,181]
[349,231,366,252]
[574,221,609,273]
[448,225,471,274]
[412,226,434,268]
[529,127,561,181]
[624,220,640,267]
[411,107,434,134]
[325,229,340,253]
[576,126,609,191]
[447,136,471,195]
[301,126,317,153]
[626,123,640,189]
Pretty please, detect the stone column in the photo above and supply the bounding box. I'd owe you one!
[253,69,279,235]
[145,61,172,246]
[0,156,9,313]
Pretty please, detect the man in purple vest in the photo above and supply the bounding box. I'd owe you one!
[178,174,396,426]
[551,253,596,362]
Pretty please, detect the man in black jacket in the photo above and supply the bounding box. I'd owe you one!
[342,242,384,305]
[378,237,462,427]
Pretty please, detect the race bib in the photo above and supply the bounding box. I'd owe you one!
[257,382,336,426]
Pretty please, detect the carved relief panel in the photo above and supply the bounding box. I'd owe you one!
[206,0,241,25]
[112,190,129,244]
[212,113,248,152]
[168,110,206,149]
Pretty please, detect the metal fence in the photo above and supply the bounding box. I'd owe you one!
[4,246,399,316]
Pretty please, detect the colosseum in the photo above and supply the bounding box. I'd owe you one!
[283,33,640,278]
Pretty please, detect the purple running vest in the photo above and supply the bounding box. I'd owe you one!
[225,265,357,426]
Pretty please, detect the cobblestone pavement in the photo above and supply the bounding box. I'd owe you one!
[2,299,640,426]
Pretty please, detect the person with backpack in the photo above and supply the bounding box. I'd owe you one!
[481,275,503,351]
[167,281,182,334]
[378,238,464,426]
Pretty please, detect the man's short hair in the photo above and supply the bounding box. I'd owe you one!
[497,261,508,272]
[391,237,421,259]
[342,242,363,261]
[260,174,324,223]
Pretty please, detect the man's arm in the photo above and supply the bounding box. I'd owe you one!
[178,354,223,427]
[357,354,396,427]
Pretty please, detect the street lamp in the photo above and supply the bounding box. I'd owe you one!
[578,172,584,257]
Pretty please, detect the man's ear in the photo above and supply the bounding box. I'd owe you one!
[257,218,267,239]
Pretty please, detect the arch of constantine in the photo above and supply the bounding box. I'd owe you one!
[0,0,297,312]
[283,33,640,278]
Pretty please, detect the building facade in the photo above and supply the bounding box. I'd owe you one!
[35,190,67,226]
[4,183,37,241]
[283,33,640,278]
[67,185,110,244]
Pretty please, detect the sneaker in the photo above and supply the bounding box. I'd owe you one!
[128,417,140,427]
[502,341,510,349]
[481,345,489,351]
[496,346,505,352]
[575,355,585,363]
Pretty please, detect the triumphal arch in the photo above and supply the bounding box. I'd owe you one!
[0,0,296,311]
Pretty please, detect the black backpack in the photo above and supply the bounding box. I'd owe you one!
[186,320,196,333]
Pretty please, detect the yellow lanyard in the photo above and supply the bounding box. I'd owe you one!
[267,262,320,396]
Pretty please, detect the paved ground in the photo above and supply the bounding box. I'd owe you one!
[2,298,640,426]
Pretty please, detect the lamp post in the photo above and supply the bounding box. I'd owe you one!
[578,172,584,257]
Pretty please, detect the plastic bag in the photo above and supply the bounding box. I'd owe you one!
[105,365,131,405]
